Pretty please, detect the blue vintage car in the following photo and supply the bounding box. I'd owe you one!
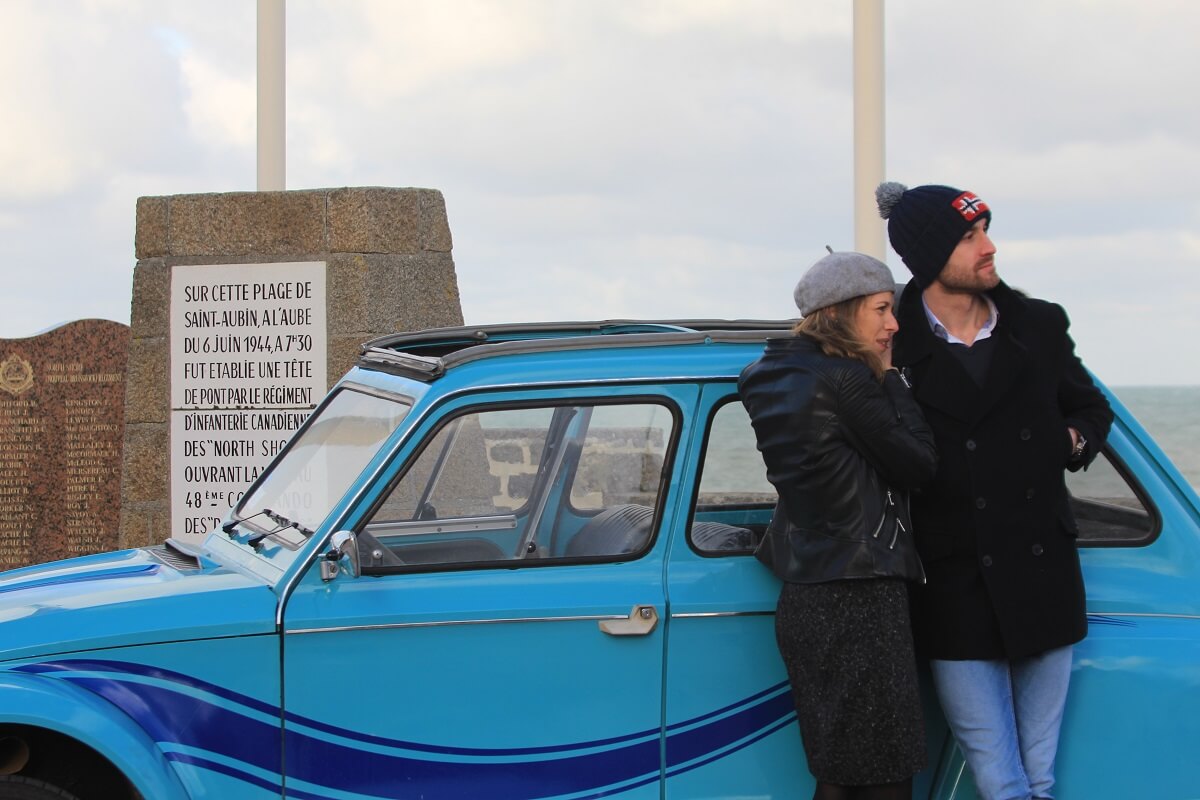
[0,321,1196,800]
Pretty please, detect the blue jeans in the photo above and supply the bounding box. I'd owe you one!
[930,646,1073,800]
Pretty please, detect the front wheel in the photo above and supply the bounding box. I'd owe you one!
[0,776,81,800]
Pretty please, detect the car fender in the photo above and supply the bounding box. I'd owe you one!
[0,670,192,800]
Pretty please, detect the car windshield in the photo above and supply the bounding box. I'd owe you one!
[235,386,412,544]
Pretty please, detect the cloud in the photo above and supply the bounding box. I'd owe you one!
[178,48,256,152]
[997,228,1200,385]
[1,0,1198,388]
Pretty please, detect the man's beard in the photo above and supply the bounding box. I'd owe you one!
[936,261,1000,293]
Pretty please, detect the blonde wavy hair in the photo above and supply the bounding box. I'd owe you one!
[793,295,885,380]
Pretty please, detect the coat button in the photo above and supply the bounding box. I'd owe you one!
[1032,544,1044,556]
[975,497,987,509]
[1020,428,1032,441]
[966,439,977,451]
[982,555,993,567]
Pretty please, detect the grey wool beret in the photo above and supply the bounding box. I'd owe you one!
[793,251,896,316]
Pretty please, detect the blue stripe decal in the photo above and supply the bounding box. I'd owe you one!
[666,714,797,779]
[1087,613,1138,628]
[16,659,794,799]
[164,753,284,796]
[21,659,282,719]
[665,685,794,769]
[284,700,661,757]
[0,564,158,595]
[665,680,789,733]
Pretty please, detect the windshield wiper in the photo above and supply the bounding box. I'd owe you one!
[245,508,316,548]
[222,508,269,535]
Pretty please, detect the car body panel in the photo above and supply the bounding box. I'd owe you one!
[0,547,277,662]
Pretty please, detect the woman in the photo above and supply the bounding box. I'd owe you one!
[738,251,937,800]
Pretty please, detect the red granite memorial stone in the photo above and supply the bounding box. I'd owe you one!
[0,320,130,569]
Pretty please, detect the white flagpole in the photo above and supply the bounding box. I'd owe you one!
[257,0,285,191]
[853,0,885,259]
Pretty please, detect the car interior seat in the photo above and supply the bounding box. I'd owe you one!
[565,504,656,557]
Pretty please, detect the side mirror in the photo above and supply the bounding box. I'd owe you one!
[320,530,361,581]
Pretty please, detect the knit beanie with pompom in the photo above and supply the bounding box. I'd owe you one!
[875,181,991,288]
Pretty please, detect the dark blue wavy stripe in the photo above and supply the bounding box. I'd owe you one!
[0,564,158,595]
[22,659,657,757]
[165,753,284,796]
[69,677,283,776]
[282,723,660,798]
[283,700,660,757]
[24,659,787,760]
[664,688,794,768]
[22,659,795,799]
[1087,613,1138,628]
[665,680,790,733]
[18,659,282,719]
[666,714,797,778]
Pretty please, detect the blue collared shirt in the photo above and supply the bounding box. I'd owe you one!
[923,295,999,345]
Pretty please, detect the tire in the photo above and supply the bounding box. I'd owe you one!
[0,776,81,800]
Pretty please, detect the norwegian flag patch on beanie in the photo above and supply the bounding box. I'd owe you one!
[953,191,989,221]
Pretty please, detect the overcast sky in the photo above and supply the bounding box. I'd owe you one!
[2,1,1198,386]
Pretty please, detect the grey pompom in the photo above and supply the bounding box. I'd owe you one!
[875,181,907,220]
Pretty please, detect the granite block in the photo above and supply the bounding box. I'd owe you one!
[168,191,327,256]
[329,335,367,387]
[135,196,169,259]
[328,187,422,254]
[119,502,168,549]
[419,189,454,253]
[326,253,370,336]
[366,253,464,334]
[124,337,168,424]
[121,423,169,503]
[129,259,171,338]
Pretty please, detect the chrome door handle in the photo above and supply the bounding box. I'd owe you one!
[599,605,659,636]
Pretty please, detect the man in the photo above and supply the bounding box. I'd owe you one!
[876,181,1113,800]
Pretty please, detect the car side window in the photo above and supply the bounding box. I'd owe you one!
[359,401,675,572]
[1067,449,1158,546]
[690,399,774,555]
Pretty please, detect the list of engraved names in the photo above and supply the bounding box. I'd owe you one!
[0,397,40,566]
[0,324,128,570]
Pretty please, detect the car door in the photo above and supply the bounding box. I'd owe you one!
[279,385,695,799]
[661,383,807,798]
[1036,405,1200,799]
[661,383,951,799]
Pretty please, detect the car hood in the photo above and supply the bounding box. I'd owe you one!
[0,545,279,663]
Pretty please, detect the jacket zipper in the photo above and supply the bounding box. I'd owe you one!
[886,489,900,549]
[871,496,887,540]
[877,487,925,582]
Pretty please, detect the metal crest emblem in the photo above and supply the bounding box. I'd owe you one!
[0,353,34,396]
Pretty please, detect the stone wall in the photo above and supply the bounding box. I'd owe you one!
[120,187,463,548]
[486,427,666,510]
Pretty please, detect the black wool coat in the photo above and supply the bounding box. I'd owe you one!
[892,280,1114,660]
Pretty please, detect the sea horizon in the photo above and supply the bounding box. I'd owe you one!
[1108,385,1198,492]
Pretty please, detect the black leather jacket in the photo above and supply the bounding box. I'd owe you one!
[738,335,938,584]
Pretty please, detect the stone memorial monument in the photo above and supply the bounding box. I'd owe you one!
[122,187,464,547]
[0,320,130,569]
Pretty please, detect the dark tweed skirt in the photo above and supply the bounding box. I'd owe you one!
[775,577,926,785]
